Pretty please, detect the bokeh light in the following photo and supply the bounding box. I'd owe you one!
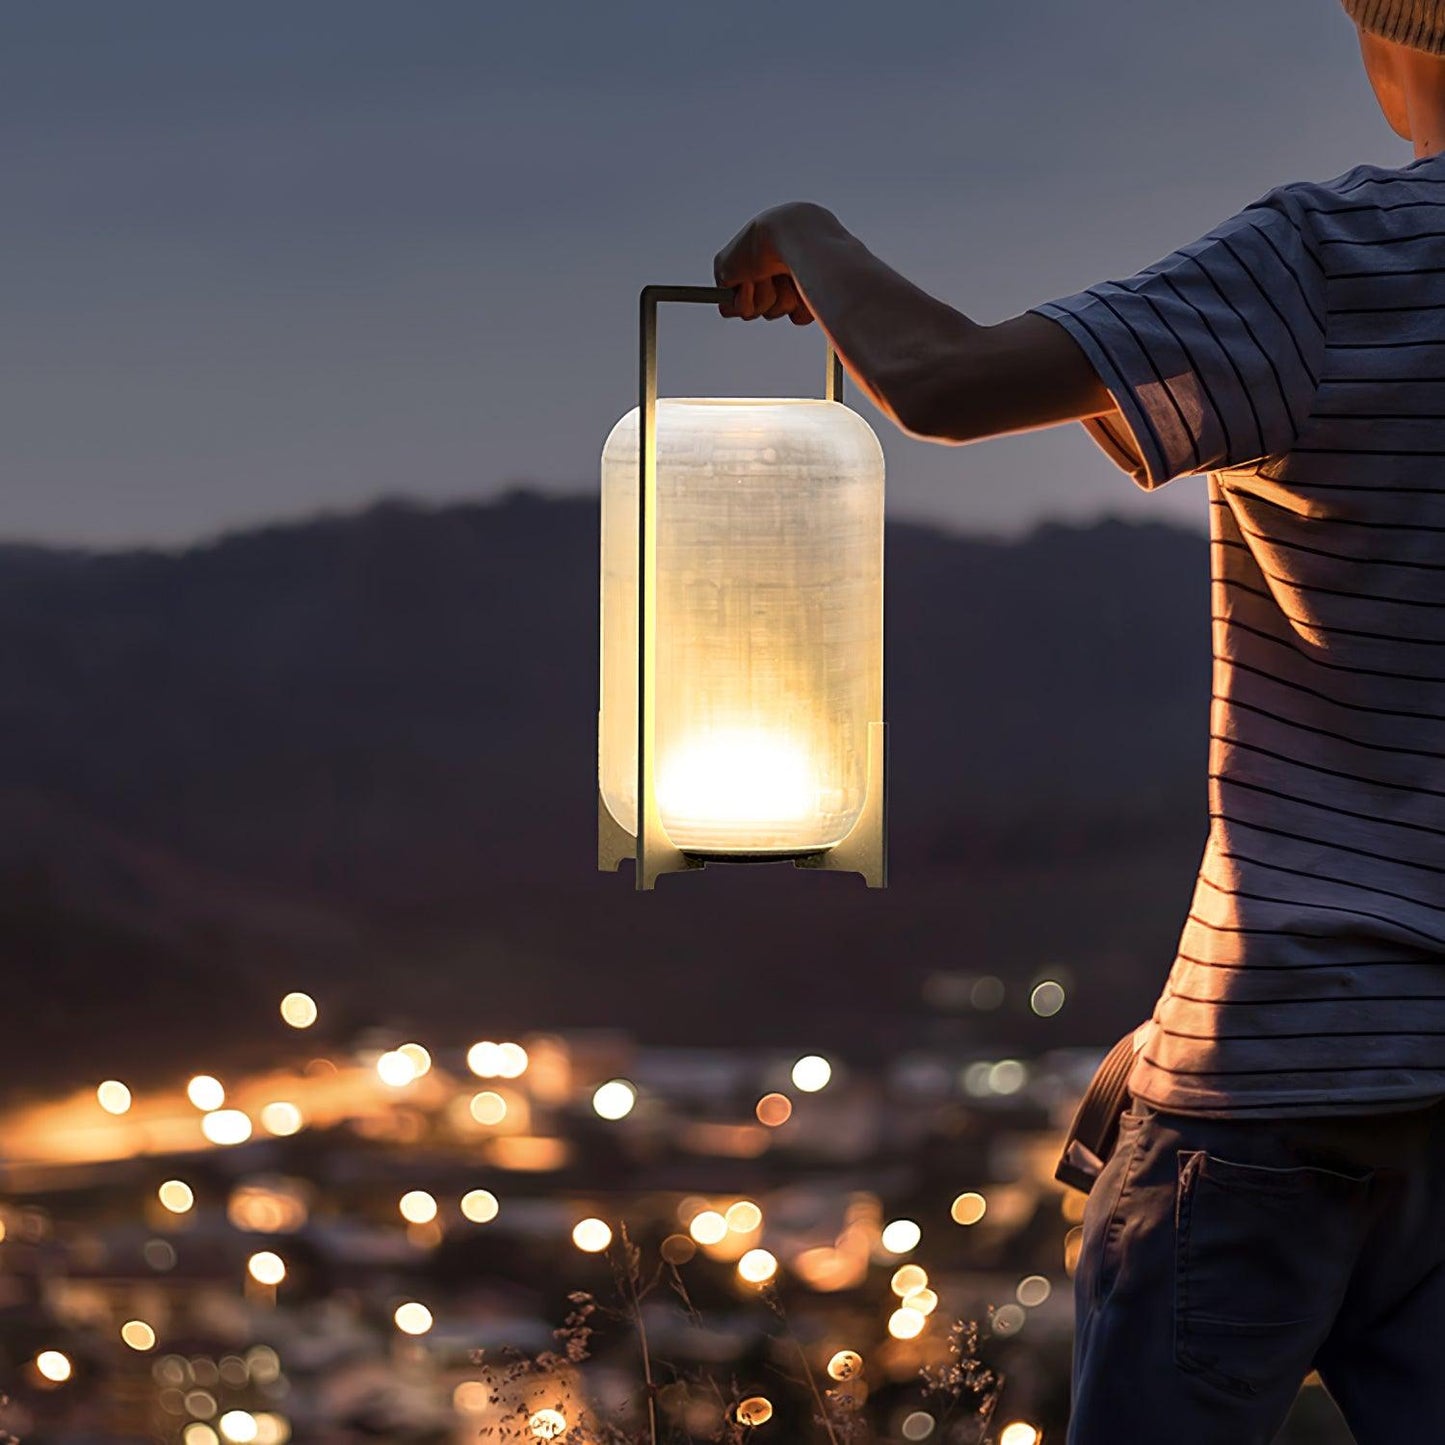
[496,1041,529,1077]
[791,1054,832,1092]
[1016,1275,1052,1307]
[688,1210,728,1246]
[992,1304,1027,1337]
[159,1180,195,1214]
[827,1350,863,1381]
[399,1190,437,1225]
[736,1397,773,1427]
[887,1307,925,1340]
[469,1091,507,1125]
[572,1217,612,1252]
[755,1093,792,1126]
[881,1218,921,1254]
[466,1040,501,1076]
[999,1425,1039,1445]
[903,1288,939,1316]
[460,1189,500,1223]
[259,1102,303,1137]
[529,1408,567,1439]
[1029,980,1066,1017]
[187,1075,226,1112]
[397,1042,431,1076]
[951,1192,987,1226]
[97,1080,132,1115]
[890,1264,928,1297]
[246,1251,286,1286]
[183,1427,220,1445]
[737,1248,777,1283]
[375,1051,417,1087]
[592,1079,636,1120]
[725,1200,762,1233]
[219,1412,259,1444]
[121,1320,156,1351]
[279,992,317,1029]
[35,1350,72,1382]
[201,1110,253,1146]
[902,1413,935,1441]
[393,1301,433,1335]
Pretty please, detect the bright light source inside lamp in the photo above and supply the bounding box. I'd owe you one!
[655,728,818,844]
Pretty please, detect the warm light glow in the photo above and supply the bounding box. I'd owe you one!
[201,1109,253,1146]
[219,1412,259,1445]
[460,1189,500,1223]
[184,1427,220,1445]
[887,1307,926,1340]
[592,1079,636,1120]
[791,1055,832,1092]
[890,1264,928,1297]
[466,1040,502,1077]
[398,1042,432,1077]
[902,1412,935,1441]
[187,1075,226,1112]
[988,1059,1028,1096]
[998,1425,1039,1445]
[529,1408,567,1440]
[121,1320,156,1351]
[246,1251,286,1286]
[755,1093,792,1126]
[279,992,318,1029]
[1030,980,1066,1017]
[496,1042,529,1077]
[725,1200,763,1233]
[992,1304,1027,1337]
[881,1218,921,1254]
[904,1288,939,1316]
[259,1102,303,1137]
[657,729,818,839]
[252,1414,290,1445]
[573,1217,612,1252]
[35,1350,72,1382]
[827,1350,863,1381]
[97,1079,132,1115]
[1016,1275,1052,1307]
[394,1301,434,1335]
[951,1192,987,1226]
[454,1382,489,1413]
[689,1210,728,1246]
[469,1091,507,1125]
[737,1248,777,1283]
[399,1190,438,1225]
[735,1397,773,1428]
[159,1179,195,1214]
[375,1050,417,1087]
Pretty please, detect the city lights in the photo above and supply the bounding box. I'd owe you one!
[725,1200,762,1233]
[219,1411,259,1444]
[1017,1275,1052,1307]
[592,1079,636,1119]
[187,1075,226,1111]
[737,1248,778,1283]
[158,1179,195,1213]
[183,1427,220,1445]
[201,1109,253,1146]
[259,1101,303,1136]
[466,1040,502,1076]
[35,1349,72,1383]
[246,1251,286,1286]
[572,1217,612,1252]
[460,1189,500,1223]
[393,1301,433,1335]
[887,1307,925,1340]
[890,1264,928,1297]
[827,1350,863,1381]
[398,1042,432,1077]
[97,1079,132,1115]
[121,1320,156,1351]
[791,1054,832,1092]
[880,1218,921,1254]
[999,1425,1040,1445]
[399,1190,438,1225]
[992,1304,1027,1337]
[496,1042,529,1077]
[951,1192,987,1226]
[375,1050,418,1087]
[279,992,318,1029]
[904,1288,938,1316]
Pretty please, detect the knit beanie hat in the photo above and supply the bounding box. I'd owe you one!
[1342,0,1445,55]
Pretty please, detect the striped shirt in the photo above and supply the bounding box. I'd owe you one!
[1033,150,1445,1117]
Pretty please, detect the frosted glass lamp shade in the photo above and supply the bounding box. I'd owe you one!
[600,397,884,856]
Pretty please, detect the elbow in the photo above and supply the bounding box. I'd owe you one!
[888,365,987,444]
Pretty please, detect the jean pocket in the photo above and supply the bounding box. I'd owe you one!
[1174,1150,1372,1398]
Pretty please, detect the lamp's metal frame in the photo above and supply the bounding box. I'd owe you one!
[598,284,887,891]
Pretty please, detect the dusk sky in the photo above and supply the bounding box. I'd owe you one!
[0,0,1405,547]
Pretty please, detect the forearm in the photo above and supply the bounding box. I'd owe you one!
[770,204,984,437]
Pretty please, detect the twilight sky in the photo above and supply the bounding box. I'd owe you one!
[0,0,1405,547]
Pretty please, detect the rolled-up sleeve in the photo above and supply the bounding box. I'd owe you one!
[1030,189,1327,489]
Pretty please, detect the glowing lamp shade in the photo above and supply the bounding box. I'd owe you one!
[599,287,887,889]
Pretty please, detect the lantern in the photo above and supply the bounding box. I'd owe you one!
[598,285,886,890]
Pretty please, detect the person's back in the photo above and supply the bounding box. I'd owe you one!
[708,2,1445,1438]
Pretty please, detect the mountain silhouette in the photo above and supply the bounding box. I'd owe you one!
[0,494,1211,1091]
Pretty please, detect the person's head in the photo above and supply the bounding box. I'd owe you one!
[1345,1,1445,150]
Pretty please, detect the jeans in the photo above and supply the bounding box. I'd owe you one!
[1068,1095,1445,1443]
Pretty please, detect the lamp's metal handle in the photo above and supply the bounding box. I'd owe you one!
[632,285,848,890]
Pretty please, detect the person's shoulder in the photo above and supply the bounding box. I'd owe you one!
[1249,155,1445,232]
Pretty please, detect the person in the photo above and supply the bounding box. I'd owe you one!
[713,4,1445,1441]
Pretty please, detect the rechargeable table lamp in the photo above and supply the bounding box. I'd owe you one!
[598,285,887,890]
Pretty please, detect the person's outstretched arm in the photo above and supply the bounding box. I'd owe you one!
[713,201,1118,444]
